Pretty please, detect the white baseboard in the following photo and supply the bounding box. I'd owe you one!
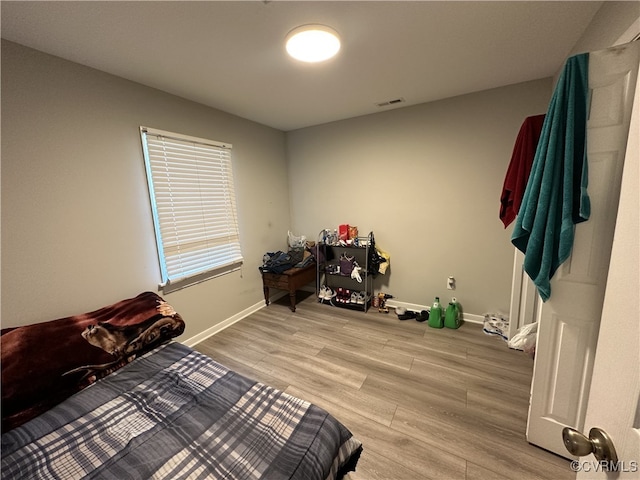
[461,313,484,325]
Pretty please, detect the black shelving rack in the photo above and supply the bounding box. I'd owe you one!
[316,230,373,312]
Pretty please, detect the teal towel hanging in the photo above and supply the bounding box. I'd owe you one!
[511,53,590,302]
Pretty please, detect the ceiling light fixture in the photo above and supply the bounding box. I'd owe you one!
[285,24,341,63]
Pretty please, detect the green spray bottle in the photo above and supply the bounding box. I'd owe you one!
[428,297,444,328]
[444,298,461,329]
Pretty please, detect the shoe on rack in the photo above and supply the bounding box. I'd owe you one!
[350,291,359,304]
[338,288,345,303]
[338,288,350,304]
[356,292,366,305]
[319,285,336,301]
[318,285,328,300]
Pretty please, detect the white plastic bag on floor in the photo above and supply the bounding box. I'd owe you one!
[508,322,538,353]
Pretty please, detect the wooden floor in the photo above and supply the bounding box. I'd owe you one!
[193,292,573,480]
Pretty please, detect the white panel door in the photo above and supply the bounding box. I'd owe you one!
[526,40,640,458]
[576,48,640,479]
[575,42,640,480]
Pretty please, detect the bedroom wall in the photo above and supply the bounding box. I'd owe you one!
[1,40,290,340]
[568,1,639,55]
[285,1,639,319]
[286,78,553,317]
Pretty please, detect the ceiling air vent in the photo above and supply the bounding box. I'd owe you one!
[375,97,406,108]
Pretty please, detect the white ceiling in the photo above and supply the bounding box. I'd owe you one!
[1,1,603,131]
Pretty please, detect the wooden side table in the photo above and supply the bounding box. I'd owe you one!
[262,263,316,312]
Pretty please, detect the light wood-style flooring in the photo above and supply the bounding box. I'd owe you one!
[193,292,573,480]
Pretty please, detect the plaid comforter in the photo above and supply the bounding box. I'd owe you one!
[1,343,362,479]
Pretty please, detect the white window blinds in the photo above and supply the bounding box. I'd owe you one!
[140,127,243,289]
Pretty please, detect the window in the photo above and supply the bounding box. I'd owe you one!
[140,127,243,292]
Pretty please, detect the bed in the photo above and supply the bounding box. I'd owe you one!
[1,292,362,479]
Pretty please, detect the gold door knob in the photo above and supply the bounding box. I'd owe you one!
[562,427,618,463]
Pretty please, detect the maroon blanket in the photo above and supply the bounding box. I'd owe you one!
[1,292,185,432]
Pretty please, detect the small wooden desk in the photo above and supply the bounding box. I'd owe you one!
[262,263,316,312]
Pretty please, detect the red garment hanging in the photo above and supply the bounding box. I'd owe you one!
[499,114,545,228]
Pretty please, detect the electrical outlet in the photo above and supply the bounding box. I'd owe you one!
[447,276,455,290]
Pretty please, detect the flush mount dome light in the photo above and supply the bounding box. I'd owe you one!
[285,24,341,63]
